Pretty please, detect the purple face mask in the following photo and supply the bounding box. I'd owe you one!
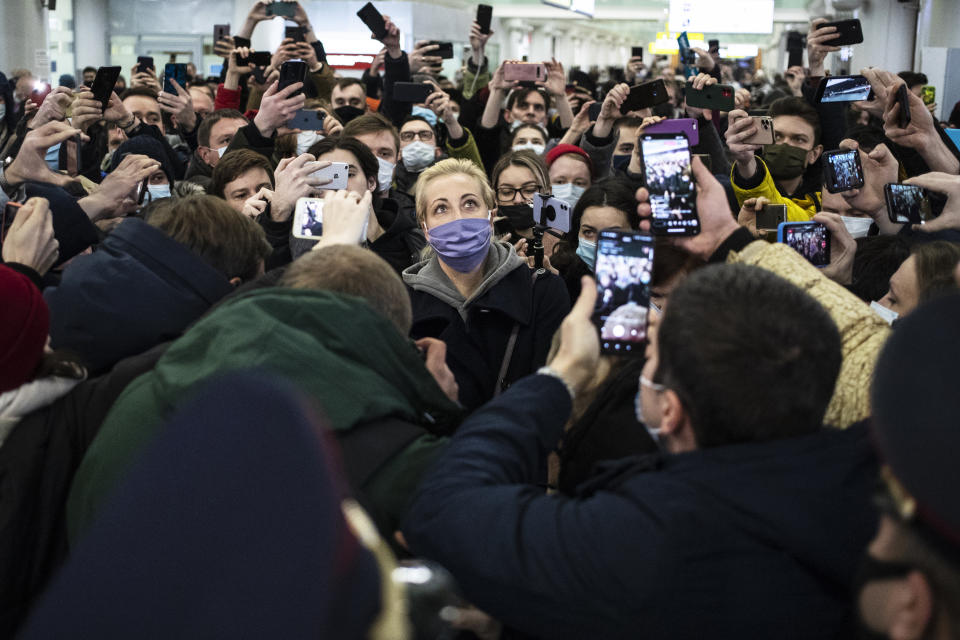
[426,216,492,273]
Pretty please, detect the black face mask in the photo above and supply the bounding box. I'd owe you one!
[612,154,631,172]
[496,204,535,235]
[853,553,916,640]
[333,105,365,125]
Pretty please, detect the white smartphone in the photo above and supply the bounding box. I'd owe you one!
[310,162,350,190]
[293,198,325,239]
[532,193,571,233]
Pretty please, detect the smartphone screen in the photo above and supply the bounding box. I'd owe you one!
[817,75,872,103]
[822,150,864,193]
[476,4,493,34]
[779,222,830,267]
[641,133,700,236]
[293,198,325,239]
[631,46,644,59]
[163,63,187,95]
[885,184,930,225]
[592,230,655,355]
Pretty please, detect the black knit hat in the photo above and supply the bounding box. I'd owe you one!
[109,135,176,186]
[871,292,960,549]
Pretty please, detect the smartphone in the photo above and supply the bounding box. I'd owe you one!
[620,79,669,114]
[944,128,960,155]
[293,198,325,239]
[213,24,230,44]
[644,118,699,146]
[163,63,188,95]
[136,176,150,205]
[1,202,23,244]
[821,149,865,193]
[741,116,775,145]
[266,1,296,18]
[677,31,696,66]
[895,83,912,129]
[787,47,804,69]
[310,162,350,190]
[532,193,571,233]
[135,56,155,74]
[278,59,307,95]
[476,4,493,35]
[885,183,931,225]
[64,135,80,177]
[684,82,735,111]
[392,81,433,103]
[778,222,831,267]
[91,66,122,109]
[285,25,306,43]
[592,230,655,355]
[503,63,547,83]
[821,18,864,46]
[588,102,603,121]
[640,133,700,236]
[921,85,936,106]
[814,75,873,103]
[357,2,388,40]
[708,39,720,53]
[428,41,454,60]
[631,46,644,60]
[233,35,251,48]
[238,51,272,67]
[756,204,787,230]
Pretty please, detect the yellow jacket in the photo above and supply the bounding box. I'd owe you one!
[731,158,820,222]
[728,240,890,428]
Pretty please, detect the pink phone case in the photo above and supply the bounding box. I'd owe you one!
[503,63,546,83]
[643,118,700,146]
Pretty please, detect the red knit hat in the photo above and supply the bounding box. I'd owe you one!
[544,144,594,177]
[0,265,50,393]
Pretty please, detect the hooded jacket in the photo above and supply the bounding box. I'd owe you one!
[44,218,234,375]
[67,289,461,544]
[403,374,879,639]
[403,243,570,410]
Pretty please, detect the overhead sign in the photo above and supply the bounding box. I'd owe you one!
[669,0,774,34]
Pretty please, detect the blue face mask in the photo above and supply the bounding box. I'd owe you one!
[411,105,438,127]
[45,142,62,171]
[575,238,596,271]
[147,183,171,200]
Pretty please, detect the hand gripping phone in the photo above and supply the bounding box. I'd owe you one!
[885,183,931,225]
[684,82,735,112]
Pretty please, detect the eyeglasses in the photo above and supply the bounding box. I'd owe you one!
[400,130,435,142]
[496,183,540,203]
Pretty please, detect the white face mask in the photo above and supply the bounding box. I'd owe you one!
[296,131,324,156]
[870,301,899,326]
[401,140,436,173]
[839,215,874,239]
[512,142,545,155]
[147,183,172,200]
[551,183,586,208]
[376,156,395,194]
[216,145,228,158]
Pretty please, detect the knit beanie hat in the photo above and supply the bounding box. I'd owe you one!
[109,135,176,186]
[0,265,50,392]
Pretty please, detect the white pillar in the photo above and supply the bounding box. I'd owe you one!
[74,0,110,72]
[0,0,49,79]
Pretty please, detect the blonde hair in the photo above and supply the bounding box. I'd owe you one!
[414,158,496,226]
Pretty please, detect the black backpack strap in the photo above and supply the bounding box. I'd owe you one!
[495,268,544,396]
[336,417,426,492]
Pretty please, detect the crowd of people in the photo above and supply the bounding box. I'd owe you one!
[2,1,960,637]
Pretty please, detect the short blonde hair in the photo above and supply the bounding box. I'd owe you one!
[414,158,496,226]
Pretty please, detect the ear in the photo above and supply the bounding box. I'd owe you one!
[228,277,242,287]
[503,109,514,124]
[807,144,823,167]
[367,174,377,193]
[888,571,935,640]
[659,389,696,452]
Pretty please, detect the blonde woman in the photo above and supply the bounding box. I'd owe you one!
[403,158,570,410]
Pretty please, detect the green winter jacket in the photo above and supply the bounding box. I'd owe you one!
[67,288,461,544]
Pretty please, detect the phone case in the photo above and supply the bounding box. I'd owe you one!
[787,47,804,69]
[311,162,350,190]
[896,84,912,129]
[213,24,230,43]
[643,118,700,146]
[136,57,154,73]
[741,116,775,145]
[357,2,388,40]
[285,26,306,42]
[239,51,272,67]
[392,82,433,103]
[921,86,936,106]
[620,79,669,114]
[92,66,122,108]
[533,194,571,233]
[756,205,786,230]
[503,63,546,83]
[822,19,863,46]
[476,4,493,34]
[163,64,187,95]
[684,83,735,111]
[278,61,307,95]
[289,109,325,131]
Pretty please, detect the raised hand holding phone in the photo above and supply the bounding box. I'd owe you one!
[813,212,857,285]
[310,190,374,250]
[271,154,330,222]
[254,79,305,138]
[593,82,629,138]
[31,87,74,128]
[158,78,197,133]
[69,90,106,133]
[904,172,960,234]
[241,187,273,220]
[4,122,89,189]
[806,18,842,76]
